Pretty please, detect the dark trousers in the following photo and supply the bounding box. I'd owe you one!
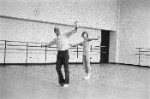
[56,50,69,84]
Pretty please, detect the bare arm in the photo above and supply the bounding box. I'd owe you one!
[88,36,100,41]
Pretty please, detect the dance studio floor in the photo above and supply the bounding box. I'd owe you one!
[0,64,150,99]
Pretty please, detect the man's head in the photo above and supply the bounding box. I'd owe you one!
[81,31,88,39]
[54,26,60,36]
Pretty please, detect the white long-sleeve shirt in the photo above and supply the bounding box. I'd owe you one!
[47,29,77,51]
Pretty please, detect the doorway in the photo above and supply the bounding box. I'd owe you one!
[100,30,110,63]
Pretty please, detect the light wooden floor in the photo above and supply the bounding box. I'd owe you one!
[0,64,150,99]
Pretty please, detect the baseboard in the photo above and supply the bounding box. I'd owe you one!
[0,62,100,66]
[0,62,149,68]
[108,62,150,68]
[0,63,55,66]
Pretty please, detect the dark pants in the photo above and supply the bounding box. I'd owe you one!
[56,50,69,84]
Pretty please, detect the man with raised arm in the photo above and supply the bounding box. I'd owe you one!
[42,22,78,87]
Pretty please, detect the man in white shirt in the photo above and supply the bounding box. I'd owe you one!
[42,23,78,87]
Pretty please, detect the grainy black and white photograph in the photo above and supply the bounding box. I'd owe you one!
[0,0,150,99]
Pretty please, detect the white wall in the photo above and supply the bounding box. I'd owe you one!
[0,0,118,63]
[0,17,101,63]
[1,0,149,66]
[0,0,118,30]
[117,0,150,66]
[109,31,118,63]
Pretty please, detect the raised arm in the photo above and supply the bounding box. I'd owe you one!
[65,28,78,38]
[65,21,78,38]
[41,38,57,48]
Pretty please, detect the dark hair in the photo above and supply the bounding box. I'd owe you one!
[81,31,88,38]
